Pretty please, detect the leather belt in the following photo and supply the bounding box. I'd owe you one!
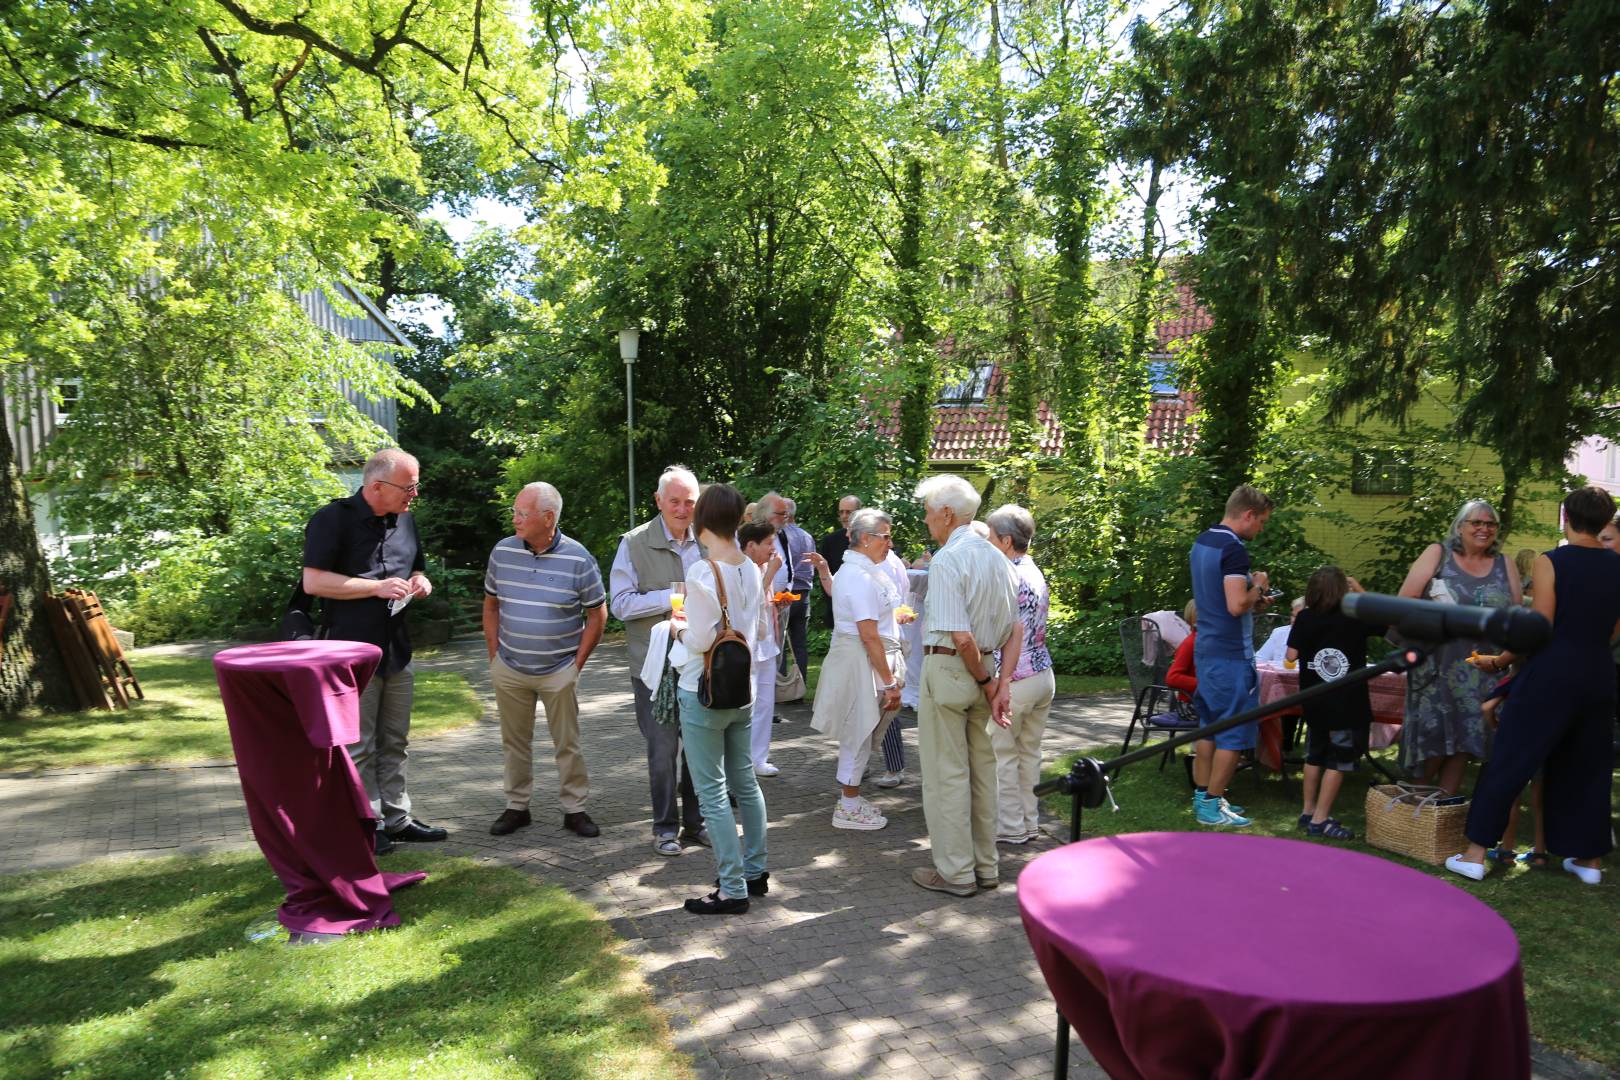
[924,645,958,656]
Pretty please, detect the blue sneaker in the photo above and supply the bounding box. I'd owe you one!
[1219,797,1247,816]
[1198,791,1246,816]
[1195,798,1252,827]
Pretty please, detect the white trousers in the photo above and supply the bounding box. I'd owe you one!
[751,655,778,767]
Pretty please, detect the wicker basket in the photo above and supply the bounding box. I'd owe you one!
[1364,784,1470,866]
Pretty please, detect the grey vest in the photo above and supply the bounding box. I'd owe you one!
[622,517,690,672]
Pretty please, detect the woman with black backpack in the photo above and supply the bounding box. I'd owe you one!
[672,482,769,914]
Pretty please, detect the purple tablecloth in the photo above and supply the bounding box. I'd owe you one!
[1019,832,1528,1079]
[215,641,426,934]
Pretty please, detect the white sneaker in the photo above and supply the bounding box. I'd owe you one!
[996,831,1034,845]
[1563,857,1602,886]
[832,800,887,831]
[875,770,904,788]
[753,761,780,776]
[1445,854,1487,881]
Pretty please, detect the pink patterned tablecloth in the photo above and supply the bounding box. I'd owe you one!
[1255,662,1406,769]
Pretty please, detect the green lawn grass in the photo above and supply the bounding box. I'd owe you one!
[0,654,481,772]
[0,851,689,1080]
[1041,746,1620,1072]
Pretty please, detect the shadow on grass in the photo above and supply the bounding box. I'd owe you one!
[2,655,480,773]
[1040,744,1620,1073]
[0,852,687,1079]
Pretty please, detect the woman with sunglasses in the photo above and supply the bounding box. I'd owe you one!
[810,507,913,830]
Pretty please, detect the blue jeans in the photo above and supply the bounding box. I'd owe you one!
[678,688,768,899]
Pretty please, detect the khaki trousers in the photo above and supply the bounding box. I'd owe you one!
[990,668,1055,838]
[490,654,589,813]
[918,654,999,886]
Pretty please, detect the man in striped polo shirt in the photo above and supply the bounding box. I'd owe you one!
[484,482,609,838]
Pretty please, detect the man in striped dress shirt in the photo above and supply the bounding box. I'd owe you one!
[484,482,609,838]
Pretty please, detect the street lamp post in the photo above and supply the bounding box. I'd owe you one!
[619,326,640,529]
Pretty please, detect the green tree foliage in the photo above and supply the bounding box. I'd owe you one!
[0,0,551,709]
[1275,0,1620,528]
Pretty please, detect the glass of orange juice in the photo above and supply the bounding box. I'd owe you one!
[670,582,685,617]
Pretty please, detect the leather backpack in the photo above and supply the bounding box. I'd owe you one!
[699,558,754,710]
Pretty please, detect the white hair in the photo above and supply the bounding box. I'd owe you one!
[752,491,783,524]
[519,481,562,520]
[848,507,892,544]
[969,520,991,539]
[838,495,863,510]
[915,473,982,521]
[656,466,699,497]
[1447,499,1503,555]
[782,497,797,518]
[985,504,1036,553]
[363,447,417,485]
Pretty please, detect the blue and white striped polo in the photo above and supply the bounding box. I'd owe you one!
[484,531,607,676]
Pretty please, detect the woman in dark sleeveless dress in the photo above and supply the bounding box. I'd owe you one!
[1447,487,1620,886]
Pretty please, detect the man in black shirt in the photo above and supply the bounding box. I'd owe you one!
[818,495,862,576]
[303,447,447,855]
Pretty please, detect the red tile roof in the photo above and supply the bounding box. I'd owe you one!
[881,284,1210,462]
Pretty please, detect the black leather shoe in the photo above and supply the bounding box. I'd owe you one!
[388,818,448,843]
[714,871,770,896]
[374,830,396,856]
[490,809,531,836]
[684,890,749,915]
[562,811,600,838]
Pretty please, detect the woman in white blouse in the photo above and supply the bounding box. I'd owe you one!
[810,508,912,830]
[672,483,768,914]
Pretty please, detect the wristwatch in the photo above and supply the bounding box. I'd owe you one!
[975,672,993,687]
[881,679,900,691]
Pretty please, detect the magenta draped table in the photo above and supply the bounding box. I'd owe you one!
[215,640,426,935]
[1019,832,1528,1080]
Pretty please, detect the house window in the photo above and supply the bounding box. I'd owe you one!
[1351,448,1414,496]
[937,363,995,405]
[54,379,81,423]
[1146,356,1178,396]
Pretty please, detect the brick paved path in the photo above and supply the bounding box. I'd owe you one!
[0,640,1128,1077]
[0,641,1603,1079]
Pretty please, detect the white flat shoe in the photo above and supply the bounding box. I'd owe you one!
[1445,854,1487,881]
[753,761,780,776]
[1563,858,1602,886]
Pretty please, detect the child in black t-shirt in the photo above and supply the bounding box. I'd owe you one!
[1286,566,1382,840]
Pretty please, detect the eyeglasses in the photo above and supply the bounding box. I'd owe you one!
[873,533,893,542]
[378,479,420,496]
[513,507,554,521]
[1463,519,1499,530]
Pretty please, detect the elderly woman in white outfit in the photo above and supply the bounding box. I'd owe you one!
[811,508,911,830]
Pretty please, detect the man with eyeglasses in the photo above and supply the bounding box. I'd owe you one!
[303,447,447,855]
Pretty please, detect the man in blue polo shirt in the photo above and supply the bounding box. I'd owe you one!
[1189,484,1275,827]
[484,482,608,839]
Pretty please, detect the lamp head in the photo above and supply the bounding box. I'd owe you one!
[619,326,640,363]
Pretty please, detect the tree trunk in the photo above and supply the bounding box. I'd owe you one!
[896,156,936,485]
[0,390,75,717]
[987,0,1036,503]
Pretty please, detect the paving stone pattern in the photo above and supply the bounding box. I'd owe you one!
[0,641,1600,1079]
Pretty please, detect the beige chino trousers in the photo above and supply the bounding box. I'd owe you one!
[490,654,589,814]
[990,668,1055,838]
[918,654,999,886]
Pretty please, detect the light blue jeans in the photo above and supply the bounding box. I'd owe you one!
[678,687,768,899]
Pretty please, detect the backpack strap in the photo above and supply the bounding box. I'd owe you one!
[708,558,733,636]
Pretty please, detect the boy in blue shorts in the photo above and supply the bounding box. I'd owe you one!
[1188,484,1275,827]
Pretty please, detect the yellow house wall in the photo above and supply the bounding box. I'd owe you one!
[1279,356,1563,577]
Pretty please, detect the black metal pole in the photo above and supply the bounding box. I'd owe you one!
[1033,644,1429,1077]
